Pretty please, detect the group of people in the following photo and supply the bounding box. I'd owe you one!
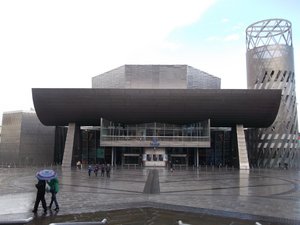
[32,177,59,214]
[88,164,111,177]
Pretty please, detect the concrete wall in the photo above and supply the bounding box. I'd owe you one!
[0,112,22,164]
[0,111,55,166]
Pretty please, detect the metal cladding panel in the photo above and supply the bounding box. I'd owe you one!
[32,88,281,128]
[246,18,299,168]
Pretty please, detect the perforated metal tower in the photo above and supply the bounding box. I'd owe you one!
[246,18,299,168]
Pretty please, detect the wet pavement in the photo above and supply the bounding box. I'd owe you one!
[0,166,300,224]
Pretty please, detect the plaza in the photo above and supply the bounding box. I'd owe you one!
[0,166,299,224]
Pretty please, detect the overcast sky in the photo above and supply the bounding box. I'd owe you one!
[0,0,300,125]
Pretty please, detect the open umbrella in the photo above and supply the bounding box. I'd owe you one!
[36,169,57,180]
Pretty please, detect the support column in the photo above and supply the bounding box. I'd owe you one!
[111,147,114,167]
[196,148,199,168]
[236,124,249,170]
[62,123,80,168]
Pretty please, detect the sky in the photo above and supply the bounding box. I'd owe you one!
[0,0,300,124]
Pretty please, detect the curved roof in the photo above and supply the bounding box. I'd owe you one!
[32,88,281,128]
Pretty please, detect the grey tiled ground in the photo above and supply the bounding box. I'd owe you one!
[0,166,300,224]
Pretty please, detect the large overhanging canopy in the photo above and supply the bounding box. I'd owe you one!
[32,88,281,128]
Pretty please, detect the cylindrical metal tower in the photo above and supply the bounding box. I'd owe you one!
[246,18,299,168]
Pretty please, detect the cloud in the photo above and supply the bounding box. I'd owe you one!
[205,36,222,41]
[0,0,217,120]
[221,18,230,23]
[205,33,240,42]
[224,34,240,41]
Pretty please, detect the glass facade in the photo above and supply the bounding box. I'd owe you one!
[75,120,236,167]
[100,120,210,148]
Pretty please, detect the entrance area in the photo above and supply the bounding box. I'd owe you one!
[77,127,236,168]
[170,154,187,165]
[143,148,167,167]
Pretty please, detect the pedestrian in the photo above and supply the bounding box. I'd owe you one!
[88,165,92,177]
[76,160,82,170]
[106,164,111,178]
[170,161,174,172]
[101,164,105,177]
[32,179,47,214]
[47,177,59,211]
[94,164,99,176]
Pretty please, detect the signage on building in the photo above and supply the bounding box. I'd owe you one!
[96,148,104,158]
[150,137,160,148]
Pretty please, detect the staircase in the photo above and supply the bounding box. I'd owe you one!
[236,124,249,170]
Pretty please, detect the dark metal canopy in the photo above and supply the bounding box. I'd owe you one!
[32,88,281,128]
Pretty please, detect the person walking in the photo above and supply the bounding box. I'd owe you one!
[101,164,105,177]
[94,164,99,176]
[32,179,47,214]
[88,165,92,177]
[47,177,59,211]
[106,164,111,178]
[76,160,82,170]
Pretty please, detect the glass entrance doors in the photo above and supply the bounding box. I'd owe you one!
[170,154,187,165]
[123,154,140,165]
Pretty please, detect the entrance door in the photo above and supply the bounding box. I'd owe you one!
[123,154,140,165]
[143,148,166,167]
[171,154,187,165]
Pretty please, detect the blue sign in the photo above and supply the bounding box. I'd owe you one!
[150,137,160,148]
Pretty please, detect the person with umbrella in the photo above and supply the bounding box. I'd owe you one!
[32,169,56,214]
[32,179,47,214]
[47,177,59,211]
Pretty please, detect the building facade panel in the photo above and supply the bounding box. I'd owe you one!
[92,65,220,90]
[0,112,22,164]
[92,65,126,88]
[0,111,55,166]
[187,66,221,89]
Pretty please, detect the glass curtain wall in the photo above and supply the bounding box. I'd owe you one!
[100,120,210,144]
[81,129,101,164]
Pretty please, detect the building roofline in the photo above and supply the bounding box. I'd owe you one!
[32,88,281,128]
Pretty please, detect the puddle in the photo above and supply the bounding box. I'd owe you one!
[27,207,285,225]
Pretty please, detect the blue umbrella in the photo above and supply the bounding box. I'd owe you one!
[36,169,57,180]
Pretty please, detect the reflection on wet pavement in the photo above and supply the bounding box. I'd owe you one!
[0,166,300,225]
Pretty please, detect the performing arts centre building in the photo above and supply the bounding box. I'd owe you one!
[32,63,283,170]
[1,19,299,169]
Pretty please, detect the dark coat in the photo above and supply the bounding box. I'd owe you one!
[35,180,46,195]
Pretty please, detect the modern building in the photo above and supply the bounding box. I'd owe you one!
[0,19,298,169]
[246,18,299,168]
[0,111,55,166]
[32,64,281,169]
